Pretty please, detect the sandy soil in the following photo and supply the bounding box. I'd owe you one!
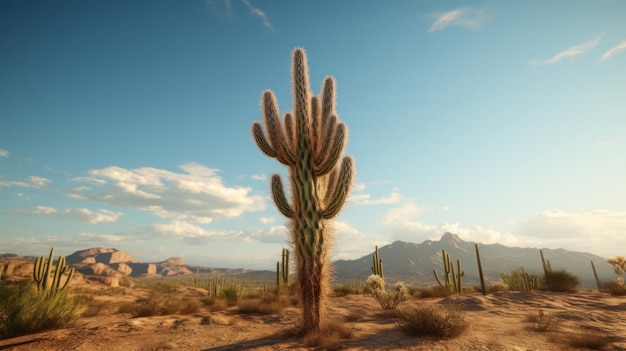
[1,288,625,351]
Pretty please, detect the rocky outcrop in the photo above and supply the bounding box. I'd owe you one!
[66,248,137,265]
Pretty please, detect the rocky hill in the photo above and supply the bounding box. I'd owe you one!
[333,232,616,289]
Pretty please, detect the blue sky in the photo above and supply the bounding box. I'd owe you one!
[1,0,625,270]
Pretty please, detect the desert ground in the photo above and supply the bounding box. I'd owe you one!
[1,279,625,351]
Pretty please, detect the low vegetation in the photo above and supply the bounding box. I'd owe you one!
[397,303,468,339]
[524,310,561,332]
[366,274,409,310]
[0,282,81,339]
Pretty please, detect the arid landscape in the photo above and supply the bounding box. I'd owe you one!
[1,249,625,351]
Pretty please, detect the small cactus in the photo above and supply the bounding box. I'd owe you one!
[433,249,464,294]
[371,245,384,278]
[475,244,486,295]
[276,248,290,288]
[33,247,75,293]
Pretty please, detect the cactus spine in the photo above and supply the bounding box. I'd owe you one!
[475,244,486,295]
[277,248,290,288]
[251,48,354,332]
[371,245,384,278]
[33,247,74,293]
[433,249,464,294]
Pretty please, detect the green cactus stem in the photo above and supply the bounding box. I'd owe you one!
[33,247,74,293]
[591,261,602,291]
[276,248,290,289]
[251,48,354,332]
[371,245,384,278]
[475,244,486,295]
[433,249,463,294]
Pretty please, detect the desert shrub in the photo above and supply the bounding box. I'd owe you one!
[548,329,615,349]
[487,281,510,293]
[524,310,560,332]
[499,269,538,292]
[304,320,353,350]
[413,285,453,299]
[117,292,201,317]
[237,298,282,315]
[397,303,468,339]
[333,285,360,297]
[366,275,409,310]
[81,298,119,318]
[0,282,81,339]
[543,269,579,293]
[602,278,626,296]
[221,284,242,306]
[605,255,626,274]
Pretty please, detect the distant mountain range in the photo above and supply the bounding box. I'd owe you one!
[1,233,617,289]
[333,232,616,289]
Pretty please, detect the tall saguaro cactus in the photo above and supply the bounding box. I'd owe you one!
[251,48,354,332]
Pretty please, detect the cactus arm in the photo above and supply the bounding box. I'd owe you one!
[320,157,353,219]
[310,96,321,153]
[59,267,74,290]
[52,256,66,290]
[433,269,446,289]
[271,174,294,218]
[262,91,296,166]
[252,122,278,158]
[284,113,296,151]
[43,248,55,290]
[33,256,45,291]
[314,121,346,177]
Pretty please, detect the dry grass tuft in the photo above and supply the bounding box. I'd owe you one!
[397,303,468,339]
[413,286,454,299]
[524,310,561,332]
[116,292,201,317]
[304,320,354,350]
[548,329,615,350]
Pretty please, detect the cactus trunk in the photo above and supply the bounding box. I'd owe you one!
[251,48,353,332]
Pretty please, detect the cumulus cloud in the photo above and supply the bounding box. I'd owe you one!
[242,0,273,30]
[0,176,51,188]
[350,191,402,206]
[600,40,626,61]
[428,8,488,32]
[530,35,602,66]
[6,206,122,224]
[0,149,9,157]
[513,209,626,256]
[148,220,243,245]
[68,163,265,224]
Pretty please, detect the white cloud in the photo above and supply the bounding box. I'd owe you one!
[600,40,626,61]
[149,220,243,245]
[382,201,425,225]
[77,233,125,243]
[530,35,602,66]
[241,0,273,30]
[0,149,8,157]
[16,192,33,200]
[260,216,275,224]
[6,206,122,224]
[0,176,51,188]
[250,174,267,181]
[513,209,626,256]
[428,8,488,32]
[350,191,402,206]
[68,163,265,224]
